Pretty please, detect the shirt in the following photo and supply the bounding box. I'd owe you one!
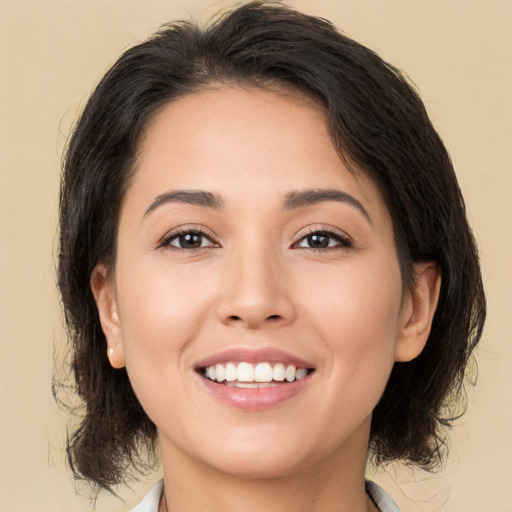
[129,479,400,512]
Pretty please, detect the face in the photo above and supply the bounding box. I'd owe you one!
[95,85,430,479]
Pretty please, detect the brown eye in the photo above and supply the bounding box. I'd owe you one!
[162,230,216,250]
[294,230,352,250]
[306,233,330,249]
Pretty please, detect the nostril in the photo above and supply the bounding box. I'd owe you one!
[227,314,281,322]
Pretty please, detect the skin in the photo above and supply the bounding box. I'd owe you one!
[92,85,441,512]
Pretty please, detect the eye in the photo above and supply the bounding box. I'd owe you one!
[293,229,352,250]
[160,229,217,250]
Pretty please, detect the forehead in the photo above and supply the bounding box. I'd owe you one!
[127,85,389,222]
[136,85,331,175]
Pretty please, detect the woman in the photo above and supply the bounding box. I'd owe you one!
[57,2,485,511]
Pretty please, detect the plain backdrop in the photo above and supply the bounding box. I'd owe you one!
[0,1,510,511]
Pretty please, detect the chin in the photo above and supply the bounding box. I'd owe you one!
[207,450,312,480]
[188,426,330,480]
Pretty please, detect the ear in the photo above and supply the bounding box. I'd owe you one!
[394,262,442,362]
[90,264,126,369]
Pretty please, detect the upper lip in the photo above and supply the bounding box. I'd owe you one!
[194,347,315,370]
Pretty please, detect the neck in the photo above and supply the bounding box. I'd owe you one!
[158,421,378,512]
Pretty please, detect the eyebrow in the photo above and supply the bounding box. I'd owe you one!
[144,190,225,217]
[284,189,371,223]
[143,188,371,223]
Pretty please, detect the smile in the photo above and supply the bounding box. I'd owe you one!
[195,348,316,410]
[201,362,310,387]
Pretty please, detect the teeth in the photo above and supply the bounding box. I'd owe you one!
[237,362,254,382]
[206,366,216,380]
[285,364,296,382]
[273,363,286,381]
[203,362,310,384]
[215,364,226,382]
[225,382,278,388]
[225,362,237,381]
[254,362,273,382]
[296,368,308,380]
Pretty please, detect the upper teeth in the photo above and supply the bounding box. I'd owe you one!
[204,362,308,383]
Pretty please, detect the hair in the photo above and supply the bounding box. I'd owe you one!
[57,0,485,492]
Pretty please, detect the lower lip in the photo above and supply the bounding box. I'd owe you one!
[198,373,313,411]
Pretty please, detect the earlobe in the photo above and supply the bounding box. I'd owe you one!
[394,262,442,362]
[90,264,126,369]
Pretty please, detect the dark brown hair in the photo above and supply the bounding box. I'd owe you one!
[57,0,485,492]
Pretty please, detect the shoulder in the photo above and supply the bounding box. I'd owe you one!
[365,480,401,512]
[128,480,164,512]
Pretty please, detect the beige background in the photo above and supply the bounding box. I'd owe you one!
[0,1,510,511]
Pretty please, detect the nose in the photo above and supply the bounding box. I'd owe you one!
[216,244,296,329]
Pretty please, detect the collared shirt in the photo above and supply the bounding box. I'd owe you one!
[129,479,400,512]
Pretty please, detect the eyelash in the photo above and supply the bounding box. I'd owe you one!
[159,226,352,252]
[292,227,352,251]
[159,227,217,251]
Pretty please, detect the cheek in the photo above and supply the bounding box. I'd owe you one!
[303,258,403,397]
[117,251,214,336]
[113,258,216,409]
[118,274,198,352]
[307,256,402,334]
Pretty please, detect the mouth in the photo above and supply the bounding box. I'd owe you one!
[198,361,314,388]
[194,348,316,410]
